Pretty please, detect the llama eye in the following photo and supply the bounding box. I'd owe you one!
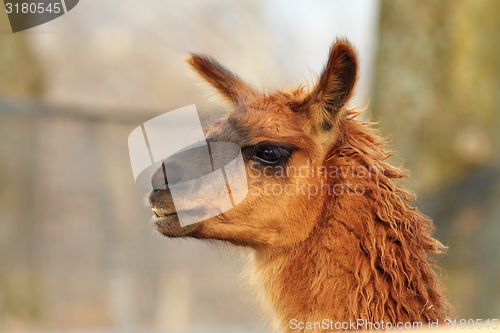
[251,144,291,165]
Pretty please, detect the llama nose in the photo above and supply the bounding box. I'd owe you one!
[151,143,216,189]
[151,160,192,189]
[151,163,168,189]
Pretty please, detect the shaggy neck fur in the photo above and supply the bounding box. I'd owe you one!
[250,112,451,332]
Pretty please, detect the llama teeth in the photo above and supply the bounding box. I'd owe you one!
[151,208,161,217]
[152,208,176,217]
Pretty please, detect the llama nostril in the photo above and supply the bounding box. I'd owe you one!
[152,208,161,217]
[151,159,190,189]
[151,162,169,189]
[163,162,185,185]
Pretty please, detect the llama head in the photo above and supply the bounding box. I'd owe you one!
[148,40,358,248]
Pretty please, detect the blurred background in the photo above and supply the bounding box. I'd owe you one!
[0,0,499,332]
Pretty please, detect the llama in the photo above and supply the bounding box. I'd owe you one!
[148,40,451,332]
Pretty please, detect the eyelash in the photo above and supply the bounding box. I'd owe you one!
[250,143,294,166]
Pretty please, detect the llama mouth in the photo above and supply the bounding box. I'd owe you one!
[151,208,176,218]
[151,208,200,237]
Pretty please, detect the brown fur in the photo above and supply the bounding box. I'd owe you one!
[148,39,451,332]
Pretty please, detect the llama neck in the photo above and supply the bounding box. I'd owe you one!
[251,215,370,332]
[248,119,450,332]
[250,186,450,332]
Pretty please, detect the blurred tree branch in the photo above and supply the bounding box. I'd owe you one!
[371,0,500,194]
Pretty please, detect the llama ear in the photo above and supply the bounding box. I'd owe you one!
[187,54,258,104]
[306,40,358,131]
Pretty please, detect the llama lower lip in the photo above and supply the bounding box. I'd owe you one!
[152,214,199,237]
[151,213,177,224]
[152,214,179,230]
